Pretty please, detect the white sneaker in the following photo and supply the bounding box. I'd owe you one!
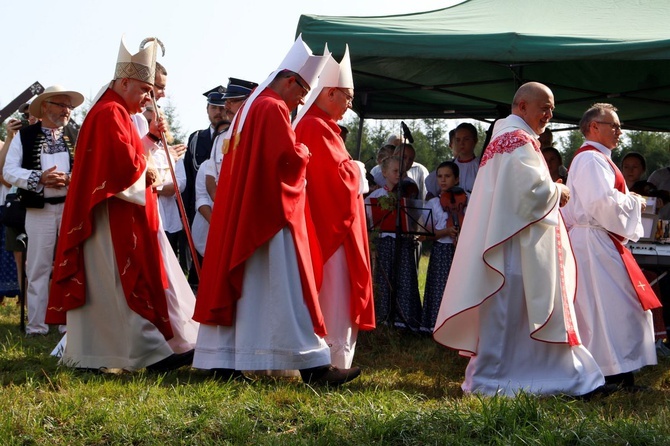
[656,338,670,357]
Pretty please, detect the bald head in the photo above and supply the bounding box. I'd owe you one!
[512,82,551,109]
[511,82,555,135]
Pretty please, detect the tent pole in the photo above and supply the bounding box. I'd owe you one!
[356,114,365,160]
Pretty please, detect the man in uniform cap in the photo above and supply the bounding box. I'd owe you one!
[182,85,227,287]
[4,85,83,335]
[192,77,258,261]
[47,37,193,371]
[203,77,258,198]
[193,36,361,385]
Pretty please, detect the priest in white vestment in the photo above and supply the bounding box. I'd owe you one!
[433,82,604,397]
[562,103,658,390]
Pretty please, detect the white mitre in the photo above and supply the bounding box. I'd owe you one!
[232,34,330,135]
[293,44,353,127]
[114,36,158,85]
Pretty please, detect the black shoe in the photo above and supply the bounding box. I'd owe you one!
[74,367,104,374]
[146,350,194,372]
[300,365,361,386]
[576,383,620,400]
[209,368,250,382]
[621,383,652,393]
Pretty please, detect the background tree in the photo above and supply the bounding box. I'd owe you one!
[162,100,186,145]
[619,131,670,179]
[559,128,670,180]
[558,129,585,167]
[341,115,391,169]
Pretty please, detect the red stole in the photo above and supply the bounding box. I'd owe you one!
[575,145,661,310]
[295,105,375,331]
[46,89,172,339]
[193,89,326,337]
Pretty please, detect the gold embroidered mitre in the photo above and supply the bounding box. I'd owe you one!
[114,37,157,85]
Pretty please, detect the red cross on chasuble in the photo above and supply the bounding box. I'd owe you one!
[574,145,661,310]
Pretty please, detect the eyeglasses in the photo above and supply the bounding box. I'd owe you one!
[336,88,354,104]
[293,76,310,96]
[595,121,622,131]
[45,101,75,111]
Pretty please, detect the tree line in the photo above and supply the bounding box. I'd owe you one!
[3,109,670,180]
[341,116,670,180]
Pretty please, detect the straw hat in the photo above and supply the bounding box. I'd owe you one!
[29,85,84,118]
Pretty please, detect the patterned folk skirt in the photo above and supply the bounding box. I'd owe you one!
[420,242,455,334]
[0,226,20,298]
[373,236,422,331]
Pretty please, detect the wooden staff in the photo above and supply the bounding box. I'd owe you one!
[149,92,201,279]
[140,36,201,279]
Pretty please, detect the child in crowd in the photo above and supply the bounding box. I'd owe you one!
[420,161,465,334]
[365,156,422,331]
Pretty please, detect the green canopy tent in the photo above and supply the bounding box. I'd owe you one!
[296,0,670,140]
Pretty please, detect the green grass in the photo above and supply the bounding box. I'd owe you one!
[1,297,670,444]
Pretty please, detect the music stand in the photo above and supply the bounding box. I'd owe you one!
[366,197,433,328]
[366,198,433,236]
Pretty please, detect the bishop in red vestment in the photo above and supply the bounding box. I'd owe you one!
[193,37,361,385]
[294,86,375,368]
[46,38,193,372]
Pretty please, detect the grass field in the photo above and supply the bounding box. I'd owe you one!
[1,288,670,445]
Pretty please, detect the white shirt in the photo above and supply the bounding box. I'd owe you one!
[371,163,429,200]
[3,127,70,198]
[453,157,480,194]
[144,137,187,233]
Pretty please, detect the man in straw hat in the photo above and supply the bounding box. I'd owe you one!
[46,37,193,372]
[193,36,361,385]
[3,85,83,336]
[293,46,375,369]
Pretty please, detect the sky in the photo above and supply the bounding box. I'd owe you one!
[3,0,460,136]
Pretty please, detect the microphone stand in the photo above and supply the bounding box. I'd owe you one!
[390,133,410,329]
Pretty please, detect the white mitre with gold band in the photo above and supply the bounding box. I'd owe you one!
[114,36,158,85]
[90,36,161,107]
[226,34,330,144]
[293,44,353,128]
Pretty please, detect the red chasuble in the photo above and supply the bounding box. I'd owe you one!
[574,145,661,311]
[193,89,326,337]
[46,88,172,339]
[295,105,375,331]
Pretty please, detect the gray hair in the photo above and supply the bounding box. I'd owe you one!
[579,103,618,136]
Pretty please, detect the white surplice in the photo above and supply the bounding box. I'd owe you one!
[62,173,174,370]
[193,227,331,371]
[562,141,656,376]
